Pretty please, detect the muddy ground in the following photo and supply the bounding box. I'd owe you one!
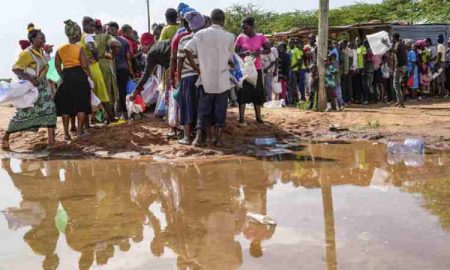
[1,98,450,160]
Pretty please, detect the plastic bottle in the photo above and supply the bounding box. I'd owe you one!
[254,138,278,146]
[403,138,425,154]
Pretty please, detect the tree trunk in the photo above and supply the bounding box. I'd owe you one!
[317,0,329,111]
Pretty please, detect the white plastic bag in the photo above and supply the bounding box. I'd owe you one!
[271,76,282,94]
[167,89,179,128]
[0,80,38,109]
[367,31,391,56]
[263,99,285,109]
[141,75,159,106]
[90,91,101,112]
[242,56,258,87]
[230,53,245,87]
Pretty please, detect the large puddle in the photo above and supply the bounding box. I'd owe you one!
[1,142,450,270]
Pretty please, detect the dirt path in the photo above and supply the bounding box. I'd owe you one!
[1,98,450,160]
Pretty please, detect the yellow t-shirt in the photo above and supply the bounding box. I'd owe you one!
[57,44,82,68]
[13,48,48,77]
[159,24,180,41]
[356,46,367,69]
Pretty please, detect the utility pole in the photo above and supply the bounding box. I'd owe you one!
[317,0,329,111]
[146,0,151,33]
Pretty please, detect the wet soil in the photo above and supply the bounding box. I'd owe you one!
[1,98,450,160]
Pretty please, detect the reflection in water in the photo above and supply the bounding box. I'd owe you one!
[0,142,450,269]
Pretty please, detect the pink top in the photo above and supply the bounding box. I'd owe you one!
[235,33,269,70]
[372,54,382,70]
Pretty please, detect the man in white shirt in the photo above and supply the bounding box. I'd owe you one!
[436,34,447,96]
[185,9,235,147]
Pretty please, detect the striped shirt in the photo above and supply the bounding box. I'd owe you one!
[177,34,198,79]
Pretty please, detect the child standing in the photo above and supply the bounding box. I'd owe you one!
[325,56,338,112]
[308,64,319,110]
[380,55,392,103]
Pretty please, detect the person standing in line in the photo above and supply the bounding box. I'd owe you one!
[425,38,438,96]
[296,39,307,101]
[407,42,420,100]
[277,42,290,101]
[159,8,180,41]
[288,38,301,104]
[364,40,374,104]
[94,19,119,123]
[2,24,57,150]
[54,20,92,140]
[339,40,351,104]
[355,37,368,104]
[436,34,447,97]
[348,42,358,103]
[107,22,133,120]
[325,56,338,112]
[80,16,110,125]
[384,33,407,108]
[380,55,392,103]
[308,64,319,110]
[445,38,450,93]
[262,42,278,102]
[235,16,271,124]
[176,11,205,145]
[184,9,235,147]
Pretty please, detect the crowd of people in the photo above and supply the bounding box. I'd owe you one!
[2,2,450,151]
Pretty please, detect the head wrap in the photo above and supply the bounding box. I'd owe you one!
[27,25,35,33]
[19,40,31,50]
[95,19,102,28]
[178,3,195,18]
[185,11,205,32]
[64,19,81,39]
[140,33,155,47]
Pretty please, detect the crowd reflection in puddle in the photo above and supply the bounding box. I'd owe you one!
[1,142,450,270]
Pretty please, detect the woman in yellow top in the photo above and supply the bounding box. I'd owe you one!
[79,17,110,109]
[54,20,93,140]
[1,24,57,151]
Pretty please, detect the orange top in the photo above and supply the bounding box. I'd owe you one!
[57,44,81,68]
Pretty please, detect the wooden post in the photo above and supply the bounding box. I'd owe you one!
[317,0,329,111]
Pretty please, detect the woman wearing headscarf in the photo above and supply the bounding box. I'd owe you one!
[1,24,57,151]
[79,17,110,117]
[94,19,119,122]
[176,11,205,145]
[19,40,30,51]
[407,42,419,99]
[54,20,92,140]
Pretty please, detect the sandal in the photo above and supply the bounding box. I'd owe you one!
[178,138,192,145]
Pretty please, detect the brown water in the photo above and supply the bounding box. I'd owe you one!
[1,142,450,270]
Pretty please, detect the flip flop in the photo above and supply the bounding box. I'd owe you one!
[178,138,192,145]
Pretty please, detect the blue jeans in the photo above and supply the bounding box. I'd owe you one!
[298,70,306,100]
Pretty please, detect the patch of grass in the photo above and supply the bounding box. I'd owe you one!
[365,120,381,129]
[296,101,310,111]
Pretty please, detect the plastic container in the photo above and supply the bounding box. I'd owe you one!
[403,138,425,154]
[126,80,138,95]
[387,142,405,154]
[254,138,278,146]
